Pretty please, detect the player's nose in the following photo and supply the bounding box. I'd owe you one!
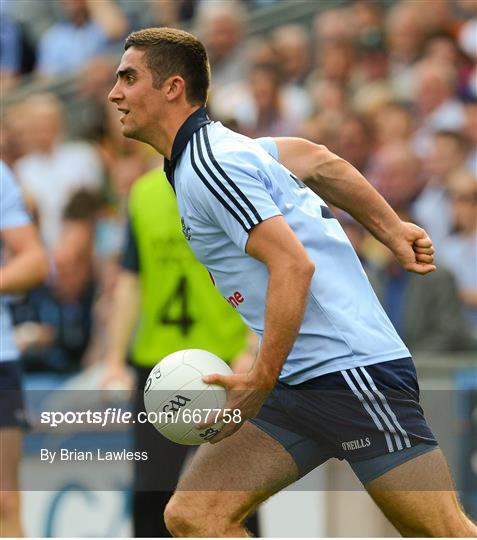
[108,81,122,103]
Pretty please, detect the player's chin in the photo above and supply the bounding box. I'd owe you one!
[120,122,138,139]
[121,125,134,138]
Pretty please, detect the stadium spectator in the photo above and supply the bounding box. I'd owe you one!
[417,0,459,36]
[307,79,348,118]
[298,109,344,154]
[313,7,354,43]
[340,212,476,352]
[13,93,103,248]
[351,30,393,115]
[95,151,150,260]
[334,115,373,175]
[350,0,384,40]
[36,0,127,77]
[195,0,248,88]
[210,36,310,133]
[370,143,424,213]
[268,25,313,124]
[423,31,468,74]
[370,249,476,352]
[75,54,119,141]
[437,169,477,333]
[355,29,388,84]
[13,190,101,374]
[414,130,471,251]
[372,101,415,148]
[311,39,356,89]
[142,0,197,28]
[271,24,311,87]
[385,1,427,99]
[228,62,301,137]
[411,59,465,155]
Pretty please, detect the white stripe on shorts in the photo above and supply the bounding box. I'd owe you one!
[351,368,404,451]
[341,370,394,453]
[360,367,412,448]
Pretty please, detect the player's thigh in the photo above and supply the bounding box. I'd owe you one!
[171,421,299,522]
[366,447,470,537]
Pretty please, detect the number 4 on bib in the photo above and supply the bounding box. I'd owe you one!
[158,276,195,336]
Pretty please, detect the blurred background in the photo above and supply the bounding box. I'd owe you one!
[1,0,476,536]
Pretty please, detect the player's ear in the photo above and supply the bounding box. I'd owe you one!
[164,75,186,102]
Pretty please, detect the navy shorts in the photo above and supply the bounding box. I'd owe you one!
[250,357,438,484]
[0,361,26,428]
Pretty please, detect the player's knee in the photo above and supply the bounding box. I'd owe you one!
[0,491,20,521]
[164,494,202,536]
[165,492,238,536]
[164,496,184,536]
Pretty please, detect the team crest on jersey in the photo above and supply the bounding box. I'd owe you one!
[181,217,192,241]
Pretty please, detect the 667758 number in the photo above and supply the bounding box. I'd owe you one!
[164,408,242,425]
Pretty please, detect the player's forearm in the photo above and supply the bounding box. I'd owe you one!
[251,261,314,386]
[305,154,403,250]
[0,247,48,293]
[105,271,140,366]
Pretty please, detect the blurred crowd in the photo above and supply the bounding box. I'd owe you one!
[1,0,476,375]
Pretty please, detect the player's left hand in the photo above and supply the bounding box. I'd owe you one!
[197,372,270,444]
[390,222,436,275]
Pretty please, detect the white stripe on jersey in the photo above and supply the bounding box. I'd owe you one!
[191,128,262,231]
[341,369,394,453]
[200,127,262,225]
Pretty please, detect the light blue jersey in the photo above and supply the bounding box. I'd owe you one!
[164,109,409,384]
[0,161,31,362]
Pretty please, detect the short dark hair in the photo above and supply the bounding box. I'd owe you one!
[125,27,210,106]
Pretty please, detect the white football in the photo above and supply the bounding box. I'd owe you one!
[143,349,232,445]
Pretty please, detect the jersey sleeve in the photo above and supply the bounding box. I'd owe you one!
[0,162,30,231]
[120,218,140,273]
[254,137,279,160]
[189,139,282,252]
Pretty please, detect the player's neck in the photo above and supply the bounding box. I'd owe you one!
[152,105,201,160]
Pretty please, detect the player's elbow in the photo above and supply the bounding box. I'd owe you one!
[283,255,315,283]
[302,142,342,184]
[302,258,315,282]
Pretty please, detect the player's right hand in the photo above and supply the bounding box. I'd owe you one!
[198,371,270,444]
[391,222,436,275]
